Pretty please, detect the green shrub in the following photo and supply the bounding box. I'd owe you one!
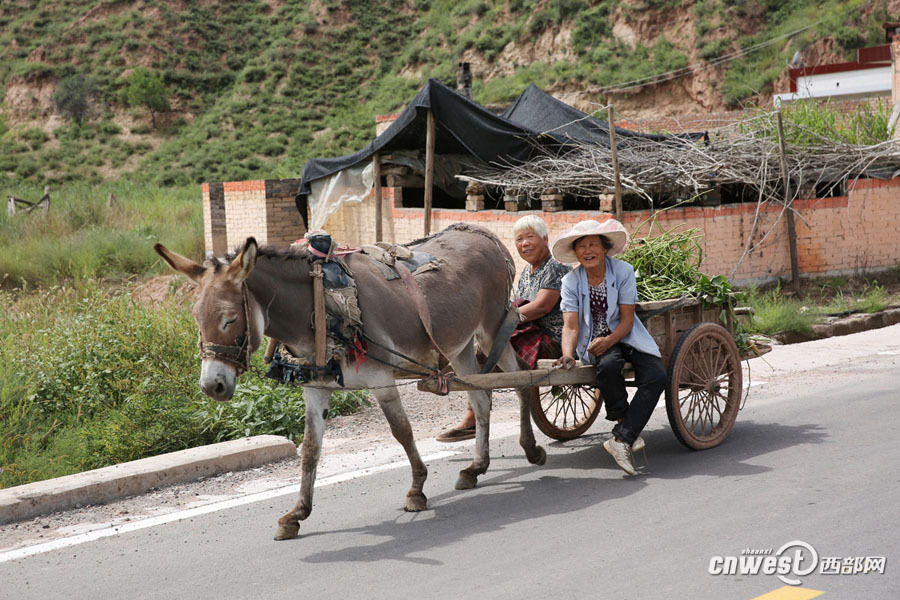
[20,127,49,150]
[750,97,894,145]
[129,123,152,135]
[699,38,731,61]
[529,8,556,34]
[198,380,369,444]
[740,285,815,336]
[13,61,55,80]
[572,5,612,54]
[52,73,100,125]
[0,282,370,487]
[123,67,170,128]
[98,121,122,135]
[857,282,889,313]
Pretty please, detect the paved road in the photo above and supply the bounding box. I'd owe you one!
[2,327,899,599]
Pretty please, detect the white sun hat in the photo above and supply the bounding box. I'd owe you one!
[551,219,629,264]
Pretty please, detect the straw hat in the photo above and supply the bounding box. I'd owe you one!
[551,219,629,264]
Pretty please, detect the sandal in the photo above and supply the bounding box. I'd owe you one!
[435,424,476,443]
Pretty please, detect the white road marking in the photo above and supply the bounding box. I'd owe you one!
[0,450,459,564]
[877,350,900,355]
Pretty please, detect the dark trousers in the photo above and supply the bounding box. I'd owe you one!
[594,344,667,446]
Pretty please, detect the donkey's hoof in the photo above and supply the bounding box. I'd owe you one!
[455,471,478,490]
[528,445,547,466]
[274,521,300,541]
[405,492,427,512]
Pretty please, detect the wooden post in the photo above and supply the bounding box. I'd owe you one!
[776,110,800,290]
[424,109,435,236]
[312,263,327,368]
[38,186,50,216]
[7,196,15,216]
[608,105,623,221]
[373,152,382,242]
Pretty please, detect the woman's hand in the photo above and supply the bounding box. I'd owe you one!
[587,336,614,356]
[553,355,577,370]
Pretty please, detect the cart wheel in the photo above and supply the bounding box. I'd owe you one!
[665,322,742,450]
[530,384,602,441]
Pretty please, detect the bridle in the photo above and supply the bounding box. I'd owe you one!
[198,282,253,376]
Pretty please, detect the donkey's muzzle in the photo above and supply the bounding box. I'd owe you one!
[200,360,235,401]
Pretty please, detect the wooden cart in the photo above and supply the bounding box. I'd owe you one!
[419,297,769,450]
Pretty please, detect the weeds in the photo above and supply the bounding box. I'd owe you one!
[738,273,899,338]
[0,182,202,289]
[0,283,370,488]
[857,282,889,313]
[739,284,816,337]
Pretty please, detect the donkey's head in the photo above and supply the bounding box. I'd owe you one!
[154,238,264,401]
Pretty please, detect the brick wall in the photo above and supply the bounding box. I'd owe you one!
[318,177,900,285]
[202,179,306,255]
[205,174,898,284]
[201,182,226,256]
[223,180,268,251]
[264,178,306,247]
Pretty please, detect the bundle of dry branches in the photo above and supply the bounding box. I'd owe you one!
[462,111,900,208]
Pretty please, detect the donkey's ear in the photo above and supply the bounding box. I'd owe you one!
[226,237,258,285]
[154,243,206,282]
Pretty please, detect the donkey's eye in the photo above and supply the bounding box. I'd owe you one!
[222,317,237,330]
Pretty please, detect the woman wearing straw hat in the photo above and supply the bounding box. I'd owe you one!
[552,219,666,476]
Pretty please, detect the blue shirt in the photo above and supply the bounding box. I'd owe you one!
[560,257,661,363]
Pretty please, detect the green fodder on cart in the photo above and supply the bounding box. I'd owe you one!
[620,223,732,304]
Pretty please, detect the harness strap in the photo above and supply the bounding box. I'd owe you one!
[395,262,452,365]
[311,263,327,368]
[395,262,454,394]
[480,306,522,374]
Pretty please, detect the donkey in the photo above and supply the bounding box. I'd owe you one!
[155,224,546,540]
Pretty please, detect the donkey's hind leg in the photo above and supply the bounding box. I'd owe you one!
[373,385,428,512]
[497,346,546,466]
[275,386,331,541]
[451,340,493,490]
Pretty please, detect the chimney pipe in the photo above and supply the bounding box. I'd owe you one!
[457,62,472,99]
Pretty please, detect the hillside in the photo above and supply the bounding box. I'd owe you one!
[1,0,896,187]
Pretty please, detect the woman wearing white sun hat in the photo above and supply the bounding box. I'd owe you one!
[552,219,666,476]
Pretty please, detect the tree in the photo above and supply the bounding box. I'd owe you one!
[124,68,169,128]
[52,74,98,125]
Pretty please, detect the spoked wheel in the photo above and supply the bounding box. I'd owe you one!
[530,384,602,441]
[665,322,743,450]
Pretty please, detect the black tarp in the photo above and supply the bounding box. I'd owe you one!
[502,83,705,146]
[296,78,539,199]
[295,80,704,211]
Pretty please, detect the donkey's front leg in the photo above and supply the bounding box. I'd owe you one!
[274,386,331,541]
[374,386,428,512]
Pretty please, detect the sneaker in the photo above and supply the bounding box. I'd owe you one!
[603,438,637,476]
[631,436,645,453]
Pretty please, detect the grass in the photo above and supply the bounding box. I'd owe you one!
[0,181,202,289]
[740,284,816,337]
[0,281,369,489]
[0,181,370,488]
[738,272,900,338]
